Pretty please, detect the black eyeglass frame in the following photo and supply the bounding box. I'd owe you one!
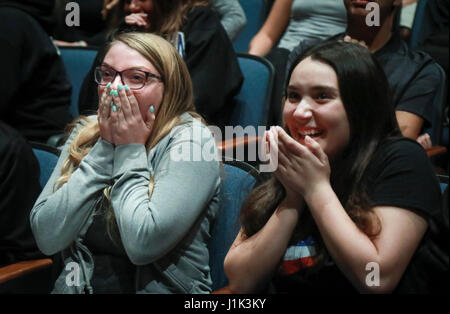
[94,65,164,90]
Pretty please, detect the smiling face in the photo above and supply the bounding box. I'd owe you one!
[98,42,164,121]
[283,57,350,160]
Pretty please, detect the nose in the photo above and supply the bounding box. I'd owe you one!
[110,74,124,90]
[292,98,313,122]
[128,0,142,13]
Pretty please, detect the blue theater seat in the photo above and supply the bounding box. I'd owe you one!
[231,53,275,130]
[233,0,270,53]
[60,46,99,117]
[208,159,262,291]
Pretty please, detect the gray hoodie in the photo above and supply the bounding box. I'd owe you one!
[30,113,221,293]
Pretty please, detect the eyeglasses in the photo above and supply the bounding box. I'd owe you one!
[94,65,164,90]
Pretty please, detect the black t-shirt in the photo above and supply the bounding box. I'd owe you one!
[374,33,441,129]
[417,0,449,74]
[0,6,73,143]
[272,138,447,294]
[287,33,441,129]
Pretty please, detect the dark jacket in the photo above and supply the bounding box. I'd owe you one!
[0,0,73,143]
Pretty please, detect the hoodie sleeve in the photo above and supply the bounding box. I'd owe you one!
[30,118,114,255]
[109,122,221,265]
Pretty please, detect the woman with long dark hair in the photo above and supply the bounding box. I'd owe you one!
[224,41,447,294]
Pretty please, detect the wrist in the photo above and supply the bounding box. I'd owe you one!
[304,181,333,209]
[281,194,304,213]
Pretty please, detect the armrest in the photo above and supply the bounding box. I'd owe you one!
[218,136,262,167]
[0,258,53,284]
[217,138,448,170]
[218,136,261,153]
[426,145,447,157]
[219,139,448,154]
[220,140,447,158]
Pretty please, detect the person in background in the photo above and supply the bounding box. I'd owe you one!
[249,0,346,56]
[224,41,447,294]
[398,0,419,41]
[53,0,106,47]
[53,0,246,45]
[77,0,242,130]
[248,0,347,126]
[30,32,221,294]
[209,0,246,42]
[0,122,44,267]
[0,0,73,143]
[416,0,449,149]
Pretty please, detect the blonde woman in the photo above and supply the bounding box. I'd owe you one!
[78,0,243,130]
[30,32,221,294]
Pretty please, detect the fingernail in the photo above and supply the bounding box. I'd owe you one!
[117,84,123,91]
[113,90,119,97]
[124,85,130,91]
[112,105,117,112]
[106,82,111,89]
[110,101,114,107]
[109,89,115,96]
[149,105,155,113]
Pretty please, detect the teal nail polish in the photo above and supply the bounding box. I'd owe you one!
[109,89,115,96]
[149,105,155,113]
[106,82,111,89]
[117,84,123,91]
[124,85,130,91]
[112,105,117,112]
[110,101,114,107]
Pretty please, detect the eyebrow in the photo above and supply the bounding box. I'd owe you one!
[101,62,152,73]
[287,85,339,94]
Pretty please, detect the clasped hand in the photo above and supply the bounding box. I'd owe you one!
[97,85,155,146]
[265,126,331,204]
[125,13,151,30]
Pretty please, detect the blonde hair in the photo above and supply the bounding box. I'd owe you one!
[56,32,203,239]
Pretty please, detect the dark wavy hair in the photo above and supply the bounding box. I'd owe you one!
[240,41,401,273]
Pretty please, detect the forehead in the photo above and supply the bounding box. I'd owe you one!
[103,42,156,73]
[289,57,338,89]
